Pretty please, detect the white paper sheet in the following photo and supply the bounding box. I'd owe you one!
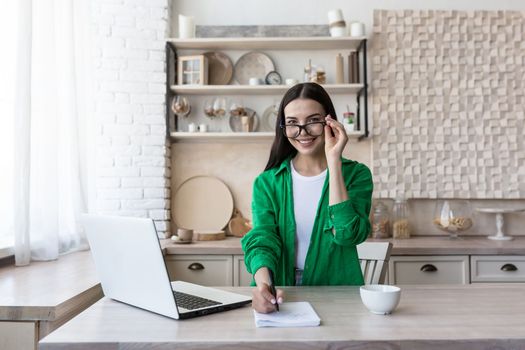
[253,301,321,328]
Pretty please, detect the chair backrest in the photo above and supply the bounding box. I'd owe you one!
[357,241,393,284]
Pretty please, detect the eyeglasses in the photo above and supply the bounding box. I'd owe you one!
[280,121,326,139]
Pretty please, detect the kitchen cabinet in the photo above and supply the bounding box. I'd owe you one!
[164,254,252,286]
[165,36,369,142]
[164,254,234,286]
[162,237,525,286]
[389,254,525,284]
[164,252,525,286]
[470,255,525,283]
[388,255,470,285]
[233,254,253,286]
[167,253,474,286]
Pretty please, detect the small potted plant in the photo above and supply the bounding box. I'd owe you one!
[343,112,355,133]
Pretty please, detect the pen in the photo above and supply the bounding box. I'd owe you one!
[268,268,279,311]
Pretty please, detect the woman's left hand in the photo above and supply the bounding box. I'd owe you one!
[324,115,348,164]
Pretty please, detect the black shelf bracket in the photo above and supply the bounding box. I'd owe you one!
[357,39,369,141]
[165,42,178,136]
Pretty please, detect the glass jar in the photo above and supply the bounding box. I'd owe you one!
[392,196,410,239]
[433,200,473,239]
[371,201,390,239]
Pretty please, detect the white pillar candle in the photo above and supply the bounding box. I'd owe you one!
[179,15,195,39]
[330,27,347,37]
[350,22,365,37]
[327,9,344,24]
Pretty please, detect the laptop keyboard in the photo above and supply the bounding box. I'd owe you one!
[173,291,222,310]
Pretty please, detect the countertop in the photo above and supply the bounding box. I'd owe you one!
[39,284,525,350]
[0,250,102,322]
[161,235,525,255]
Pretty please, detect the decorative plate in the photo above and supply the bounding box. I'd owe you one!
[229,108,259,132]
[261,104,278,131]
[173,176,233,232]
[203,51,233,85]
[233,52,275,85]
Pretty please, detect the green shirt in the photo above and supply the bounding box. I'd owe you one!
[241,157,373,286]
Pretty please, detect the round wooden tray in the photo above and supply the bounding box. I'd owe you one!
[173,176,233,234]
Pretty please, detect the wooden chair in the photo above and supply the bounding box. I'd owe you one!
[357,241,393,284]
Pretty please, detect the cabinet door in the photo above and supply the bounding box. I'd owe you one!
[389,256,469,285]
[0,321,37,350]
[471,255,525,283]
[165,255,233,286]
[233,255,253,286]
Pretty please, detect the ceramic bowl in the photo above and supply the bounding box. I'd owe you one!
[359,284,401,315]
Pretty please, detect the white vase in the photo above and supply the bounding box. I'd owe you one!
[350,22,365,37]
[343,122,354,133]
[179,15,195,39]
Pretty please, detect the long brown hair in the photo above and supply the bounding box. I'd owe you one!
[264,82,338,171]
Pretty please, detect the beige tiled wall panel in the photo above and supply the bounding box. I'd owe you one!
[371,10,525,199]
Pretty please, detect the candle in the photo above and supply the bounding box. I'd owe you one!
[350,22,365,37]
[327,9,344,24]
[179,15,195,39]
[328,9,347,37]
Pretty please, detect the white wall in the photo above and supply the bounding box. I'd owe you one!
[91,0,171,237]
[173,0,525,36]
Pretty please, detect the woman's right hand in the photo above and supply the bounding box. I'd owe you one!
[252,283,284,313]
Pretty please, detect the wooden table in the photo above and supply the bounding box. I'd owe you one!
[0,251,102,350]
[39,284,525,350]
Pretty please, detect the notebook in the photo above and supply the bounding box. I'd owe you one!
[82,214,251,320]
[253,302,321,327]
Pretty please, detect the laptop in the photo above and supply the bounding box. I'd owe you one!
[81,214,252,319]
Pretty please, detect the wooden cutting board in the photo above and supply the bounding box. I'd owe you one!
[228,209,252,237]
[196,230,226,241]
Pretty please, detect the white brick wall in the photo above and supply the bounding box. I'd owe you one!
[92,0,171,237]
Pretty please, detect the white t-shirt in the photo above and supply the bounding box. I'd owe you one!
[291,161,327,270]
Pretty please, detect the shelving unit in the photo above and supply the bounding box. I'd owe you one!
[168,36,366,50]
[169,130,366,143]
[170,83,364,96]
[165,36,369,141]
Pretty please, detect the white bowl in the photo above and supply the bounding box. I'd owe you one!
[359,284,401,315]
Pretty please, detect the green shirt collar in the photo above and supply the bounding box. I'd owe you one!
[275,156,353,175]
[275,157,292,175]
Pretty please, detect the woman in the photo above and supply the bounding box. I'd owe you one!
[241,82,373,313]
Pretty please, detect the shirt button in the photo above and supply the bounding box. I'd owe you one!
[331,214,334,219]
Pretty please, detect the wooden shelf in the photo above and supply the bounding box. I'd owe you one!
[167,36,366,51]
[169,131,366,143]
[165,36,370,139]
[170,84,364,96]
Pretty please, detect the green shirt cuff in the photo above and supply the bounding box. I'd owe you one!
[326,199,357,230]
[248,254,276,278]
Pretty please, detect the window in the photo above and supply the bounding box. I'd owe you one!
[0,1,19,257]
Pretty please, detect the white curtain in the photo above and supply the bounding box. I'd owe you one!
[7,0,94,265]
